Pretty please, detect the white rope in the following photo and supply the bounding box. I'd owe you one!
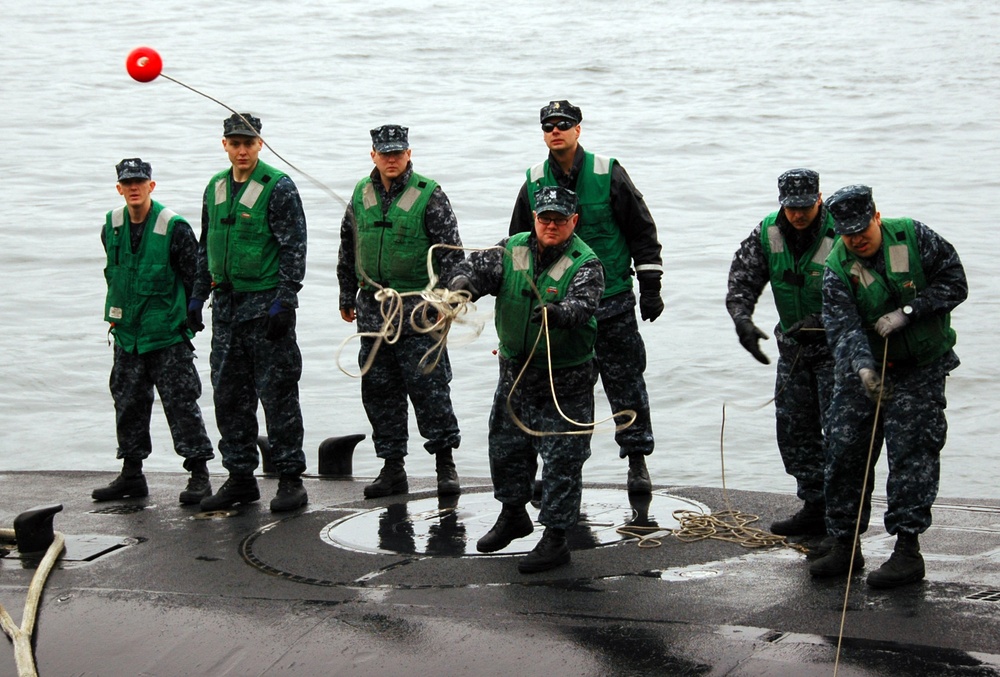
[336,242,636,437]
[336,244,486,378]
[505,304,636,438]
[0,529,66,677]
[833,339,890,677]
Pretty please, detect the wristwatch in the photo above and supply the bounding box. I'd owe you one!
[902,304,915,316]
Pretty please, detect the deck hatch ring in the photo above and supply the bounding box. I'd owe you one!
[966,589,1000,603]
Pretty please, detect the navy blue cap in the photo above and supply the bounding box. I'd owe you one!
[539,100,582,124]
[223,113,262,137]
[370,125,409,153]
[534,186,578,216]
[778,168,820,208]
[116,158,151,181]
[827,185,876,235]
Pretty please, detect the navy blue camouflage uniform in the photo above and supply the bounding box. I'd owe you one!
[726,208,835,505]
[449,235,605,530]
[822,220,967,540]
[194,174,307,477]
[337,163,463,461]
[510,145,662,459]
[103,217,214,466]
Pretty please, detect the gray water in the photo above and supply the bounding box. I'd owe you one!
[2,0,998,500]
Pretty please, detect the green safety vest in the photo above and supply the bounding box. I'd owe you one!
[352,172,438,293]
[104,201,191,354]
[205,160,285,291]
[496,232,598,369]
[761,210,838,332]
[826,217,956,366]
[526,152,632,297]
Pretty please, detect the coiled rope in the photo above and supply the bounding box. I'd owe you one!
[617,345,808,553]
[0,529,65,677]
[336,243,637,438]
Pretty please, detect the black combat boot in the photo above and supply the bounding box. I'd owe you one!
[626,454,652,494]
[92,458,148,501]
[809,537,864,577]
[179,458,212,505]
[805,535,837,560]
[477,503,534,553]
[770,500,826,536]
[270,474,308,512]
[435,449,461,496]
[867,533,925,589]
[364,458,408,498]
[518,526,571,573]
[199,474,260,510]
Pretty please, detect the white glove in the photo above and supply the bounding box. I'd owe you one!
[858,368,888,402]
[874,309,909,337]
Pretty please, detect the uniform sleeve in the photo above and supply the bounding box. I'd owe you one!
[609,162,663,278]
[169,220,200,299]
[822,266,876,375]
[266,176,307,308]
[560,259,606,328]
[725,223,769,325]
[448,238,508,298]
[907,221,968,320]
[337,202,359,311]
[424,186,465,282]
[508,182,534,236]
[191,190,213,302]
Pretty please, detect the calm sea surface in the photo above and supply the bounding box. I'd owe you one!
[2,0,998,500]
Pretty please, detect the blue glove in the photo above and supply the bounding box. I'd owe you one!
[186,299,205,333]
[265,300,295,341]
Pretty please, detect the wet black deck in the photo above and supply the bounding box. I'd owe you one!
[2,471,1000,676]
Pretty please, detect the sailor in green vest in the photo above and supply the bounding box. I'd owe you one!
[509,100,664,495]
[95,158,215,504]
[809,185,968,589]
[192,113,309,513]
[726,169,838,537]
[448,186,605,573]
[337,125,464,499]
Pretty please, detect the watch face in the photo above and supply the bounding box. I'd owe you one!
[903,305,914,315]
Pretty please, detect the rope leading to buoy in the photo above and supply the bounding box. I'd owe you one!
[0,529,66,677]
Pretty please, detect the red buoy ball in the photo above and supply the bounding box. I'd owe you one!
[126,46,163,82]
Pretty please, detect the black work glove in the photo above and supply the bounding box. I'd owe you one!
[186,299,205,333]
[448,274,479,300]
[637,272,664,322]
[265,300,296,341]
[735,318,770,365]
[531,303,569,328]
[785,314,825,344]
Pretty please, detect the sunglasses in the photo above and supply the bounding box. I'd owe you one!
[541,119,576,133]
[537,215,572,226]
